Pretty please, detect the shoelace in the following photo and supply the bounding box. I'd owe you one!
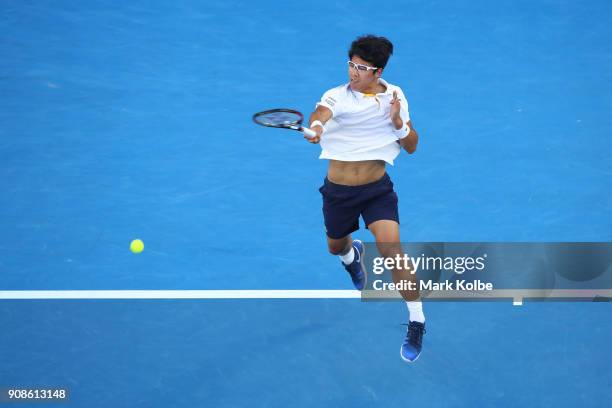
[402,322,426,348]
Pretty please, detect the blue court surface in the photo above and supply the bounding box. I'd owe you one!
[1,0,611,406]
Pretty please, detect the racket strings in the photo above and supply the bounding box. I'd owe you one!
[258,113,300,126]
[253,109,303,127]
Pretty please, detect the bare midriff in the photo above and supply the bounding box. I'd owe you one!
[326,159,386,186]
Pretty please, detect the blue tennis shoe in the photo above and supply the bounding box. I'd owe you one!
[401,321,426,362]
[342,239,366,291]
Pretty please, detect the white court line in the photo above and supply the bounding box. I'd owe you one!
[0,290,361,300]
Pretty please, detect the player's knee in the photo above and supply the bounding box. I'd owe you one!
[376,241,402,259]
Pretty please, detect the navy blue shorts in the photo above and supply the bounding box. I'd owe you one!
[319,173,399,239]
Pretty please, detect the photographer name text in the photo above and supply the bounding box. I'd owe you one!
[372,279,494,291]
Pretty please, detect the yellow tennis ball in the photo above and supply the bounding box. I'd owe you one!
[130,239,144,254]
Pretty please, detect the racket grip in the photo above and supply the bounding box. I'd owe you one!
[302,127,316,138]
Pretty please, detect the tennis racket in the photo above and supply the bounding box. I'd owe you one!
[252,108,317,138]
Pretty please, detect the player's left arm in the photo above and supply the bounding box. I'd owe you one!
[390,89,418,154]
[399,120,418,154]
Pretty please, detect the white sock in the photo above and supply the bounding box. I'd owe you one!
[339,247,355,265]
[407,301,425,323]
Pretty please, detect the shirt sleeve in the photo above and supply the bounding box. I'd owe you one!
[315,87,343,118]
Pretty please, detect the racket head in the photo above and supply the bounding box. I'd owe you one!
[252,109,304,130]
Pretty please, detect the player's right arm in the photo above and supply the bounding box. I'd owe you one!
[305,105,333,144]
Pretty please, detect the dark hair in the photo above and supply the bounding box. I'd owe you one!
[348,35,394,69]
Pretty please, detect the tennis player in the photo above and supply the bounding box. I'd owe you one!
[306,35,425,362]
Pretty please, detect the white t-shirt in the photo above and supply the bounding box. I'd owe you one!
[316,78,410,165]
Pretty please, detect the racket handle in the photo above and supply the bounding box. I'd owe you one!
[302,127,316,138]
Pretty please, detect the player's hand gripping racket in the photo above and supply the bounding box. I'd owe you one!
[252,109,317,138]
